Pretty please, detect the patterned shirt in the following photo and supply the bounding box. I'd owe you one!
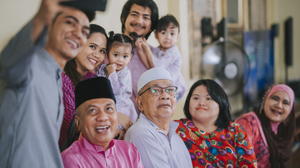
[97,65,137,123]
[235,112,271,168]
[176,119,257,168]
[152,45,187,102]
[59,71,95,151]
[61,134,144,168]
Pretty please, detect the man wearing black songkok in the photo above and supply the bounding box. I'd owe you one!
[61,77,144,168]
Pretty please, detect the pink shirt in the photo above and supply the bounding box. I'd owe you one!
[235,112,271,168]
[61,134,144,168]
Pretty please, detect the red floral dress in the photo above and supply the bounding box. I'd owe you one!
[176,119,257,168]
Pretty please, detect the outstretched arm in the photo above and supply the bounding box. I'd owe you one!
[33,0,67,43]
[0,0,70,85]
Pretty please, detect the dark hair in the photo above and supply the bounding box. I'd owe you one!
[120,0,159,39]
[82,10,96,22]
[52,10,96,24]
[184,79,231,128]
[64,24,107,86]
[156,14,180,32]
[106,31,138,56]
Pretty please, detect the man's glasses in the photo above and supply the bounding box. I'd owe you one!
[139,86,178,96]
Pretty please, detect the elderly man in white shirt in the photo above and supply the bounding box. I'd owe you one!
[124,67,192,168]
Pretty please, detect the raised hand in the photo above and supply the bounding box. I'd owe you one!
[106,63,117,77]
[33,0,73,43]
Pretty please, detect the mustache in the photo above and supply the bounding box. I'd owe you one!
[130,23,146,30]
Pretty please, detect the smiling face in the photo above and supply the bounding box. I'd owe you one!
[155,23,179,51]
[46,8,90,63]
[75,32,107,74]
[108,44,133,72]
[123,4,152,37]
[75,98,117,150]
[264,91,291,123]
[189,85,220,127]
[137,79,176,122]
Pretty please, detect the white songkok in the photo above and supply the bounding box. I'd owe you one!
[137,67,173,93]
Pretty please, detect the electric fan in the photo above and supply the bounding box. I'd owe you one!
[201,37,250,97]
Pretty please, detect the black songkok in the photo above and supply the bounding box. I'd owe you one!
[75,77,116,109]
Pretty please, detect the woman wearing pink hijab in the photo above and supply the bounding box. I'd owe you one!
[236,84,295,168]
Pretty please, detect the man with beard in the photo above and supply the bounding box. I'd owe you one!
[120,0,159,114]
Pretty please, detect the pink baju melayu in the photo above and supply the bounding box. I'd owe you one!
[61,134,144,168]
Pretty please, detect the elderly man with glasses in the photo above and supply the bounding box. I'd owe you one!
[124,67,192,168]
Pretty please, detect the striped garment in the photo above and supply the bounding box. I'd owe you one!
[59,71,95,152]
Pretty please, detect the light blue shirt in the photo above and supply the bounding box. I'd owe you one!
[124,114,193,168]
[0,19,64,167]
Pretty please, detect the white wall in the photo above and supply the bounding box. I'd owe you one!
[0,0,40,51]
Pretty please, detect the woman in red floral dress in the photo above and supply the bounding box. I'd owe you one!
[176,79,257,168]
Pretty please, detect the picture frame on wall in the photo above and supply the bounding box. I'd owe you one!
[223,0,244,30]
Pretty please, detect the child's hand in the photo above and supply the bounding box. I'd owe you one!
[134,37,144,50]
[106,63,116,77]
[140,38,150,49]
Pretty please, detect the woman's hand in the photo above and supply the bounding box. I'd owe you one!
[117,112,133,131]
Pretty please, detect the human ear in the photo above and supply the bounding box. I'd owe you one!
[136,96,144,112]
[75,115,81,131]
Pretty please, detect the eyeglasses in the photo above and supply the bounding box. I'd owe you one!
[139,86,178,96]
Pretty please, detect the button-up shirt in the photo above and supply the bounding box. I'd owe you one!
[61,134,144,168]
[124,114,193,168]
[0,19,64,167]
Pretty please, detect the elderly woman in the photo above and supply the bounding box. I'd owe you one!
[235,84,295,168]
[176,79,257,168]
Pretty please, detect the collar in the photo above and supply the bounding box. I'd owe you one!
[38,48,62,72]
[154,45,177,58]
[140,113,179,139]
[79,133,115,153]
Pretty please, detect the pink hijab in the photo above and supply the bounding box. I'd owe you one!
[257,84,295,168]
[264,84,294,133]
